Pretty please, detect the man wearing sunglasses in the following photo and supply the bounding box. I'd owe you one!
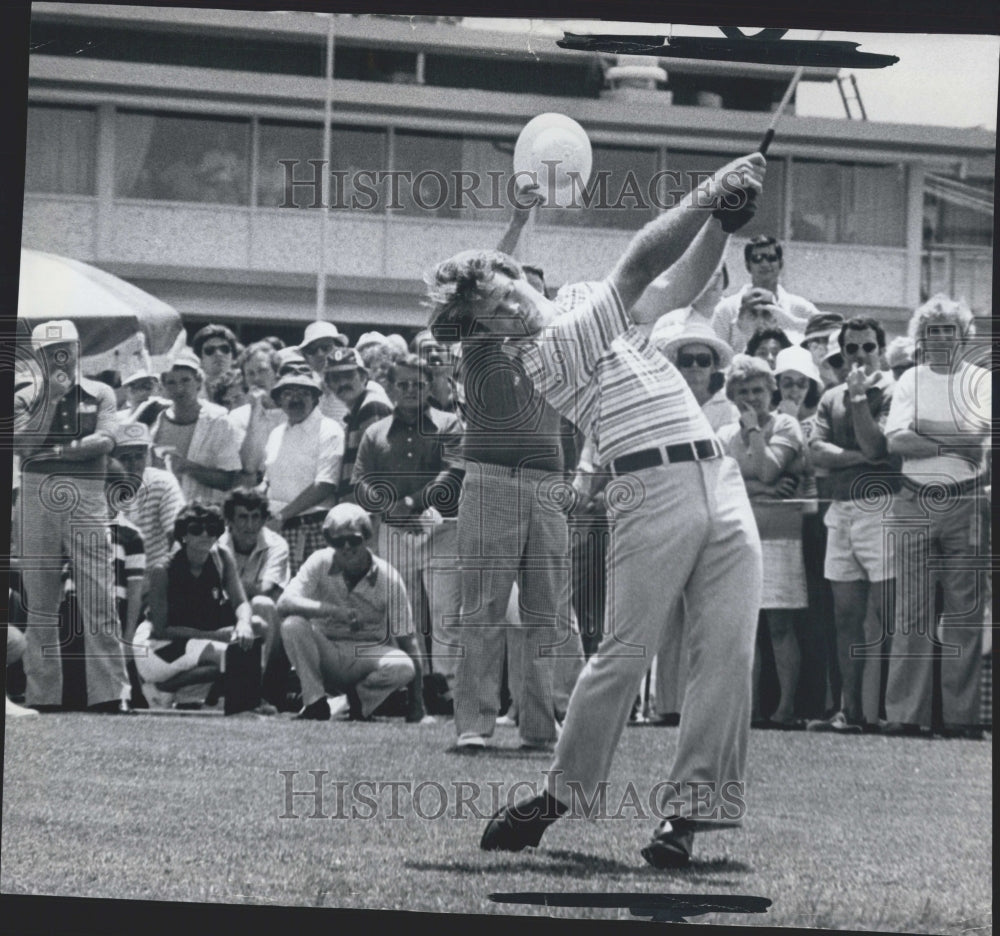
[710,235,818,353]
[353,353,464,701]
[808,317,901,734]
[277,504,428,723]
[192,324,239,401]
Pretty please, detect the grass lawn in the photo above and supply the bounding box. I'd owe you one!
[1,712,991,933]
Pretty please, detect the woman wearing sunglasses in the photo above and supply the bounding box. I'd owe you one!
[132,502,263,708]
[646,321,739,724]
[718,355,808,729]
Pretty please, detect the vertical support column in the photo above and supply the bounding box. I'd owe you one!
[94,102,116,261]
[904,162,925,309]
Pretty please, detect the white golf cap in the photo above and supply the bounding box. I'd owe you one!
[31,319,79,349]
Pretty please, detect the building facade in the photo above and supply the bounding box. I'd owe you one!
[22,5,995,346]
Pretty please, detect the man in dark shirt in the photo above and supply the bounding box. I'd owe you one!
[325,347,394,503]
[446,330,577,752]
[13,320,130,712]
[353,354,464,694]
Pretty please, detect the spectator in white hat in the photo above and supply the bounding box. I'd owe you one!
[13,319,130,712]
[264,371,344,576]
[150,349,242,508]
[113,421,185,572]
[653,320,739,431]
[299,321,350,422]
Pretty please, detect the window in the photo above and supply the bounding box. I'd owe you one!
[665,150,784,240]
[393,131,464,219]
[116,111,250,204]
[25,104,97,195]
[791,160,905,247]
[924,184,993,248]
[257,121,387,211]
[538,145,659,230]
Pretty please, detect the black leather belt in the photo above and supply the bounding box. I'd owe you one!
[612,438,723,476]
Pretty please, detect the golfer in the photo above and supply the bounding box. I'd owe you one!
[425,152,765,868]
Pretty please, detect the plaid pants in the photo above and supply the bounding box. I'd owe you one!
[283,513,328,577]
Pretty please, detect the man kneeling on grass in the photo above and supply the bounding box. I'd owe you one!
[133,502,273,711]
[277,503,430,723]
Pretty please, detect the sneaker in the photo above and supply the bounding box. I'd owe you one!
[6,696,38,717]
[456,732,487,750]
[806,711,863,734]
[294,698,331,721]
[495,714,518,727]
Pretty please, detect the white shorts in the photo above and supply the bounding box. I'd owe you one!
[132,621,228,685]
[823,500,894,583]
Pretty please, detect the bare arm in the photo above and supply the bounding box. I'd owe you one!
[496,195,535,256]
[809,439,871,469]
[278,482,337,524]
[630,222,730,326]
[887,429,943,459]
[609,153,765,315]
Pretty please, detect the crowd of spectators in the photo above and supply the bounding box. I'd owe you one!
[7,232,991,742]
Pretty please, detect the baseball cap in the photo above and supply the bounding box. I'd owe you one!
[121,369,157,388]
[322,503,373,542]
[113,421,153,450]
[163,348,204,377]
[300,321,348,352]
[31,319,79,350]
[324,347,366,374]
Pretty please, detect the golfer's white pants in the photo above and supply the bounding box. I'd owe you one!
[549,457,761,829]
[19,471,129,707]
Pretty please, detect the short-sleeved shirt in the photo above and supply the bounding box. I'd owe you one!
[264,406,345,517]
[121,466,185,569]
[884,361,991,485]
[710,284,818,352]
[718,413,804,538]
[218,527,290,596]
[337,387,394,500]
[353,406,462,521]
[15,377,117,475]
[516,280,714,469]
[812,373,902,501]
[282,549,413,643]
[152,401,243,507]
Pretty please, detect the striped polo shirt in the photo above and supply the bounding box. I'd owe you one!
[513,279,714,469]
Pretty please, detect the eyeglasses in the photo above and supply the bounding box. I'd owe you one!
[185,522,221,538]
[330,534,364,549]
[306,341,336,355]
[394,380,428,391]
[677,352,714,369]
[749,253,780,264]
[201,344,232,357]
[844,342,878,355]
[779,377,810,390]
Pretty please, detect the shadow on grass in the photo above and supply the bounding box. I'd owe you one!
[445,747,555,759]
[407,849,636,876]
